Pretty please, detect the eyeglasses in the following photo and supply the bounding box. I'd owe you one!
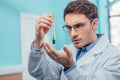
[62,22,87,32]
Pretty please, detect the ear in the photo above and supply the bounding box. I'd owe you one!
[92,18,98,30]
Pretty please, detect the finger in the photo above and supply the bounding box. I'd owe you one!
[63,46,72,58]
[39,14,54,24]
[36,18,53,27]
[42,13,53,17]
[36,17,54,32]
[45,43,59,57]
[43,43,55,58]
[37,22,50,30]
[36,23,48,36]
[39,19,53,27]
[38,23,51,34]
[41,16,54,23]
[36,14,54,30]
[37,20,51,29]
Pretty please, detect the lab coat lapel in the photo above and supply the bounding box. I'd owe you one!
[76,34,110,67]
[76,49,95,67]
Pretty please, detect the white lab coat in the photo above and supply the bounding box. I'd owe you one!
[28,34,120,80]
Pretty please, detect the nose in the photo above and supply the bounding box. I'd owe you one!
[70,28,77,37]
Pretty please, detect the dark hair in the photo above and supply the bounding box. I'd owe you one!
[64,0,98,21]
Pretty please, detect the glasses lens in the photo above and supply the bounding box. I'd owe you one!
[63,25,68,32]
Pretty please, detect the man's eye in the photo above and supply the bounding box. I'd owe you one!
[75,23,84,28]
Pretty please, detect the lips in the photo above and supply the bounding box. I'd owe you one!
[72,39,80,44]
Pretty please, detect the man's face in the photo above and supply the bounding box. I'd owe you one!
[65,13,98,48]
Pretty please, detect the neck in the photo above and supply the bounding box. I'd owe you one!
[90,34,98,44]
[84,34,97,47]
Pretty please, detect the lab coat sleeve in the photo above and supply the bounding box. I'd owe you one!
[28,45,62,80]
[65,51,120,80]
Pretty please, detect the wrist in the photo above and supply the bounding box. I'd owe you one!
[64,60,74,69]
[33,39,43,48]
[64,63,77,73]
[64,62,75,71]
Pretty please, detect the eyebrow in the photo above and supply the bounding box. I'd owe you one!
[65,22,85,27]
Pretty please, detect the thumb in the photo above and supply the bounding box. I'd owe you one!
[63,45,72,58]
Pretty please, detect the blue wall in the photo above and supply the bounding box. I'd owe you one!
[90,0,109,37]
[97,0,110,37]
[0,0,109,67]
[0,0,72,67]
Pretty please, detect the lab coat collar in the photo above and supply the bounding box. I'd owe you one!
[76,34,110,67]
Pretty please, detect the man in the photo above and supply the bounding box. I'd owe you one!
[28,0,120,80]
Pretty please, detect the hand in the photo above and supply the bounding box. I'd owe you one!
[34,14,54,48]
[43,43,75,68]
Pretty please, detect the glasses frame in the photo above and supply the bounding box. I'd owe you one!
[63,22,87,32]
[62,18,94,32]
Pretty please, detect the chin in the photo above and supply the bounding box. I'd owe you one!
[73,43,84,48]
